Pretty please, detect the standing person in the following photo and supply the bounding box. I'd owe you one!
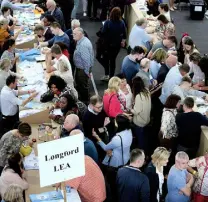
[159,94,181,149]
[121,46,145,85]
[71,0,79,19]
[40,0,66,31]
[73,27,94,105]
[117,149,150,202]
[103,77,124,119]
[56,156,106,202]
[87,0,98,20]
[166,151,194,202]
[176,97,208,159]
[55,0,74,29]
[145,147,170,202]
[0,153,29,197]
[100,7,126,80]
[93,114,133,201]
[0,123,32,174]
[131,76,151,150]
[188,154,208,202]
[0,76,37,133]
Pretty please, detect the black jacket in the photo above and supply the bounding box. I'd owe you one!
[157,64,169,84]
[144,162,159,202]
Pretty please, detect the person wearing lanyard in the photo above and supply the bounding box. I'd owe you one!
[0,75,38,134]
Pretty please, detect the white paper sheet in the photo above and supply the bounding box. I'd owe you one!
[23,149,39,170]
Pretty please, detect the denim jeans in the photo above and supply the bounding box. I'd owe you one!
[71,0,80,19]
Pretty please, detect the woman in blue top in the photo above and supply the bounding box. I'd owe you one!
[92,114,132,167]
[99,7,126,81]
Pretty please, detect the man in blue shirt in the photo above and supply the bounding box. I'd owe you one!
[117,149,150,202]
[128,18,152,53]
[159,64,190,104]
[39,22,70,48]
[121,46,145,85]
[73,27,94,104]
[166,151,194,202]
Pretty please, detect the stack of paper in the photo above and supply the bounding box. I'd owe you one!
[23,149,39,170]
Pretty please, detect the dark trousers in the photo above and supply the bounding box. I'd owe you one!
[2,112,19,134]
[61,5,74,29]
[99,46,120,77]
[75,68,90,105]
[87,0,98,18]
[133,124,147,151]
[100,0,110,20]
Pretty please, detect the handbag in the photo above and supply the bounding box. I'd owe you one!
[104,135,124,182]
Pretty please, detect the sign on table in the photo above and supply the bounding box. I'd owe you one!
[38,134,85,187]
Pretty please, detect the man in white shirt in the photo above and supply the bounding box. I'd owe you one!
[128,18,152,53]
[0,75,37,133]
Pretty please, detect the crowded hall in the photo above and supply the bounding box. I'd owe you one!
[0,0,208,201]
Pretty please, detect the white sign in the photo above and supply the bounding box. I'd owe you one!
[37,134,85,187]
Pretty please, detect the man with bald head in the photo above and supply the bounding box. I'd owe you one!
[73,27,94,105]
[41,0,66,31]
[61,114,82,138]
[157,54,178,83]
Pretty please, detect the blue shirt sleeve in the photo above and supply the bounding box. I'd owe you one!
[48,37,55,47]
[97,136,120,151]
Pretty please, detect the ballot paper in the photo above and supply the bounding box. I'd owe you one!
[23,149,39,170]
[51,109,63,116]
[19,109,42,118]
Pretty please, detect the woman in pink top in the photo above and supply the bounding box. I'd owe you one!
[103,77,124,118]
[0,153,29,197]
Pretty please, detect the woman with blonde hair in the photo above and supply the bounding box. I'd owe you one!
[3,184,24,202]
[145,147,170,202]
[0,58,21,91]
[103,76,124,118]
[150,48,167,79]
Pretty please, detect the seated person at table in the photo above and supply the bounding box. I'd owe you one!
[157,54,178,83]
[155,14,175,41]
[0,76,37,133]
[1,38,17,69]
[61,114,83,138]
[0,58,21,92]
[38,22,69,48]
[166,151,194,202]
[150,48,167,80]
[147,35,177,59]
[40,0,66,31]
[49,93,86,124]
[160,64,190,104]
[42,14,55,33]
[128,18,152,52]
[121,46,146,85]
[0,153,29,197]
[158,3,171,21]
[1,7,17,32]
[172,77,208,101]
[34,24,54,42]
[40,75,78,103]
[0,122,32,174]
[55,42,69,59]
[176,97,208,159]
[2,184,24,202]
[0,18,22,49]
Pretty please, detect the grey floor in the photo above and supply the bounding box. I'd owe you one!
[77,7,208,95]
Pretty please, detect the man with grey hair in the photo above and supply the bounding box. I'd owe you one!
[166,151,194,202]
[128,18,152,53]
[73,27,94,105]
[41,0,66,31]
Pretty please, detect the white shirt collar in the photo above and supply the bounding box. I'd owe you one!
[88,105,98,115]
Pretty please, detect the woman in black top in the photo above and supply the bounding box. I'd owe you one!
[99,7,126,81]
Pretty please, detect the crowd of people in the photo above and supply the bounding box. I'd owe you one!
[0,0,207,202]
